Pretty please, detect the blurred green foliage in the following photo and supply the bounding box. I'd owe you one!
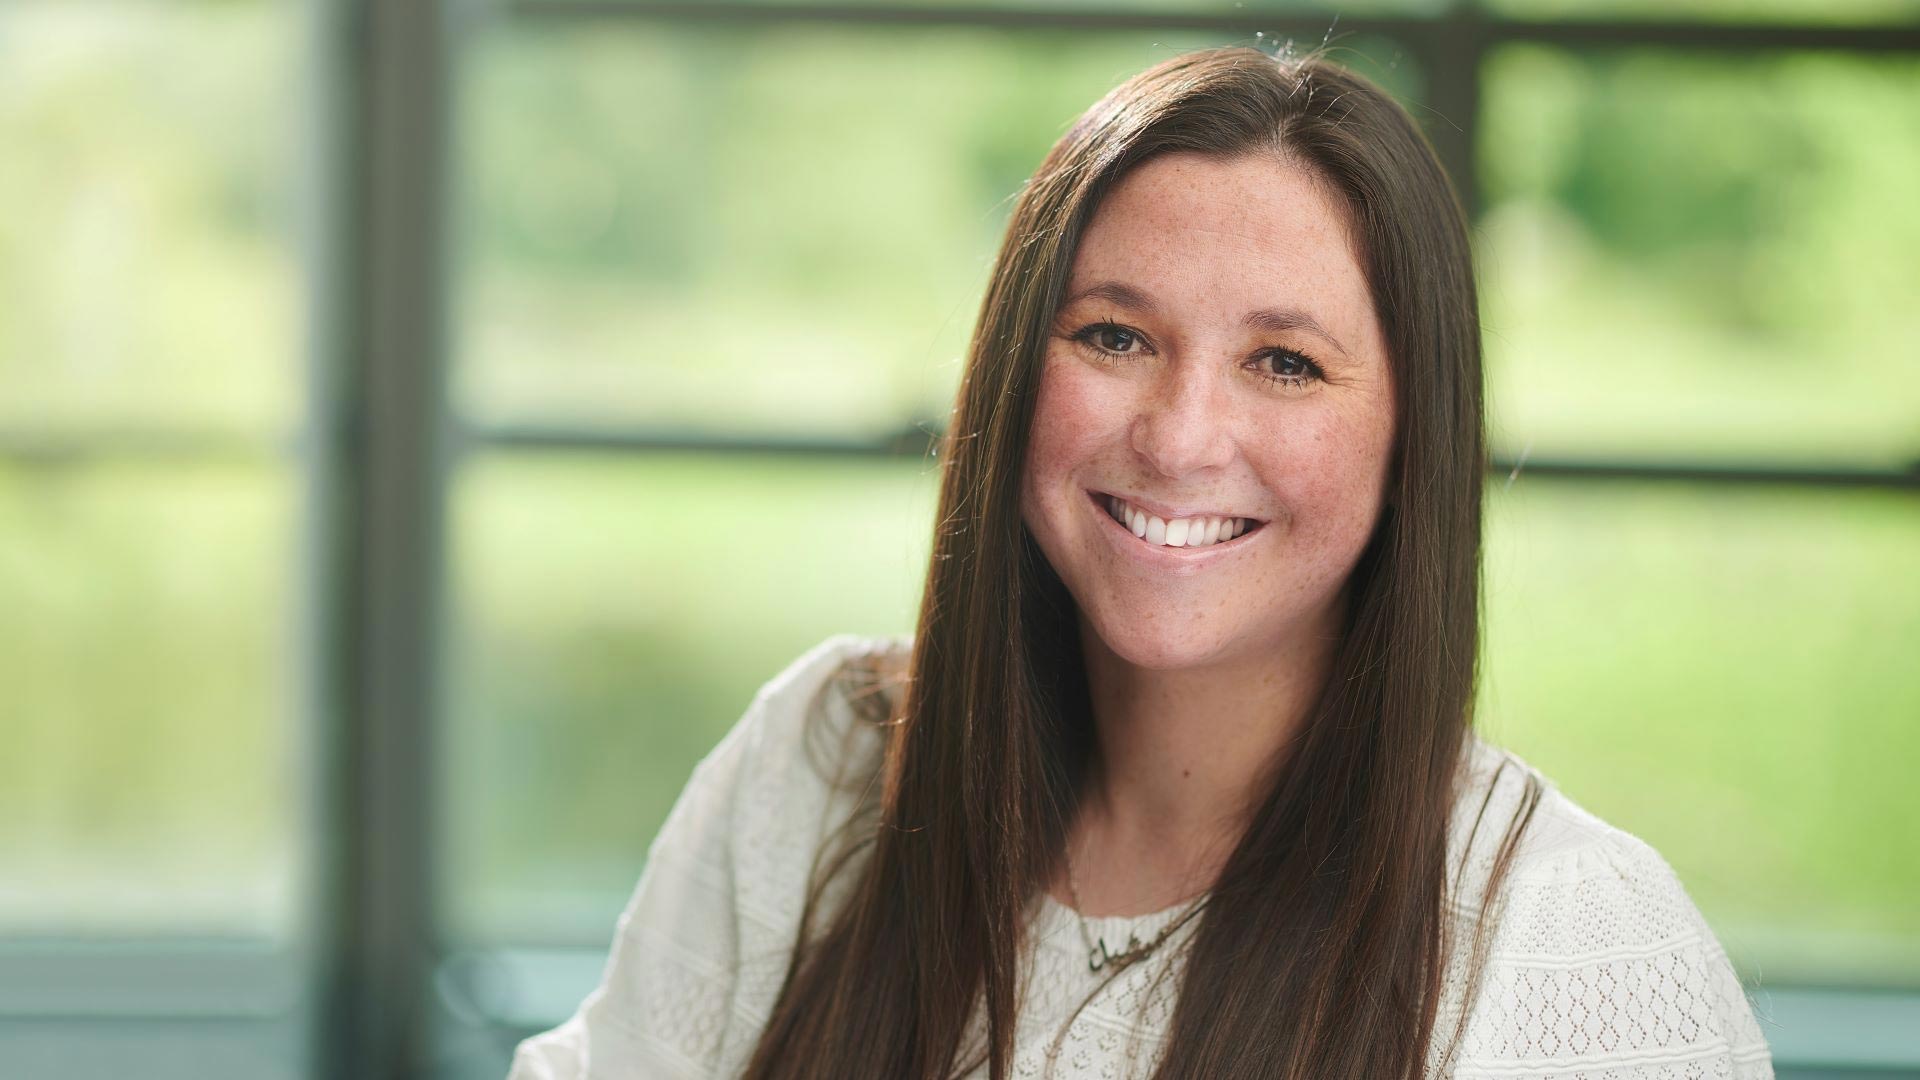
[444,454,938,939]
[1480,479,1920,980]
[0,458,294,935]
[1479,46,1920,468]
[0,1,299,936]
[0,2,299,437]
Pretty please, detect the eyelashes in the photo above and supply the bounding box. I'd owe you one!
[1065,319,1325,391]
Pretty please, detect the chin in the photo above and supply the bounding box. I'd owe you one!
[1081,610,1238,673]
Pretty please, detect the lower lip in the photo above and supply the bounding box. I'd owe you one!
[1087,491,1262,565]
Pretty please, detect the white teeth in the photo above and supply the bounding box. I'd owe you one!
[1104,495,1256,550]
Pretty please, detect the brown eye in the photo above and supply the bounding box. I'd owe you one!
[1252,348,1323,388]
[1093,325,1140,353]
[1269,352,1310,378]
[1066,322,1151,365]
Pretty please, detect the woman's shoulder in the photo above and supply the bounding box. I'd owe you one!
[732,631,908,723]
[704,634,905,915]
[1442,733,1774,1076]
[505,635,910,1078]
[1448,732,1702,926]
[721,631,907,788]
[694,632,905,781]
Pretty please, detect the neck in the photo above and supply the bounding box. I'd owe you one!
[1075,602,1343,864]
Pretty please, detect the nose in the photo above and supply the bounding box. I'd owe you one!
[1127,360,1235,478]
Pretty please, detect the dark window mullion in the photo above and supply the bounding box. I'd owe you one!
[308,1,456,1079]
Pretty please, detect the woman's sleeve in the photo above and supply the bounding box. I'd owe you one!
[506,635,871,1080]
[1455,827,1776,1079]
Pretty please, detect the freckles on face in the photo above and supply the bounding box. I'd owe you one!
[1018,151,1397,671]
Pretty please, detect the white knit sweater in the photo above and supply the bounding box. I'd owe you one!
[508,634,1774,1079]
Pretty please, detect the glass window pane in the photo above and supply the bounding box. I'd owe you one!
[1481,477,1920,983]
[1477,47,1920,469]
[453,23,1419,441]
[0,460,298,936]
[0,2,303,438]
[0,1,304,941]
[444,453,938,943]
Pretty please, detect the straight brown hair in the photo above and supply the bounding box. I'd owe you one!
[740,45,1541,1080]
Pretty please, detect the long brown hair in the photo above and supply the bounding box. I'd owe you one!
[741,45,1539,1080]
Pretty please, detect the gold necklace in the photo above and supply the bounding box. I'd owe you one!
[1061,840,1211,974]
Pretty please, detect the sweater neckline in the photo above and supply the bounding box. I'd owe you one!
[1032,890,1199,960]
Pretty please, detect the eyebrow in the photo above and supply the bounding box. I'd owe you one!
[1060,279,1351,358]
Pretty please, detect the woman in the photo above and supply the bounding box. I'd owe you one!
[509,46,1773,1079]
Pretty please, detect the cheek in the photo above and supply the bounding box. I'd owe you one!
[1254,406,1395,537]
[1023,359,1116,495]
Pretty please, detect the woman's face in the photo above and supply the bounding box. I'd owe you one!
[1020,151,1397,673]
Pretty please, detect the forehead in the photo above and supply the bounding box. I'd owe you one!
[1068,152,1377,342]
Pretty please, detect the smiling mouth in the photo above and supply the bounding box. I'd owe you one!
[1093,492,1266,549]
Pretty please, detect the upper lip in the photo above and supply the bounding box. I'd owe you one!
[1096,490,1266,523]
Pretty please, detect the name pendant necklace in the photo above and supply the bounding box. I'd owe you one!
[1062,841,1212,974]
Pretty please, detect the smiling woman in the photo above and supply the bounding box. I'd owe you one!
[508,46,1773,1080]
